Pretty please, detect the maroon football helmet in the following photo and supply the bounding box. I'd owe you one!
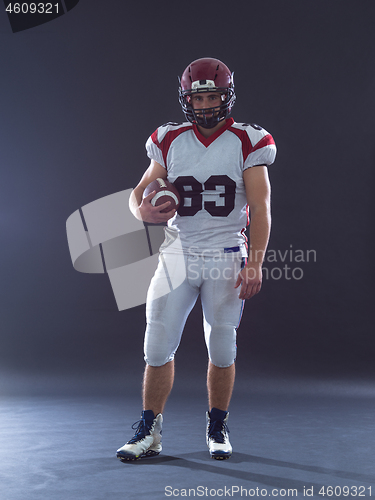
[178,57,236,129]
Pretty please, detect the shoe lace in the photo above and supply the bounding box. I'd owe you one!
[127,418,151,444]
[208,419,229,443]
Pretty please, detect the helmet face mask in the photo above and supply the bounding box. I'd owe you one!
[178,58,236,129]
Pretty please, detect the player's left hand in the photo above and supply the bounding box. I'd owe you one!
[234,263,262,300]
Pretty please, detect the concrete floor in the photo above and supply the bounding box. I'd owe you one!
[1,377,374,500]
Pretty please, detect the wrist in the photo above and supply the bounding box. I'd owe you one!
[245,261,262,269]
[247,248,265,266]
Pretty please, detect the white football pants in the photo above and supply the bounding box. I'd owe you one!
[144,252,245,368]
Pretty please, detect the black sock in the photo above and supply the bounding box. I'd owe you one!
[209,407,228,421]
[141,410,155,422]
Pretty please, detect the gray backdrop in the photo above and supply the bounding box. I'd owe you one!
[0,0,374,395]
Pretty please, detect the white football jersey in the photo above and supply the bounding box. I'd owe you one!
[145,118,276,256]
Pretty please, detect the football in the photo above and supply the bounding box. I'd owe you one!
[143,178,180,213]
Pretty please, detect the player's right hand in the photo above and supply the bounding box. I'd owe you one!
[138,190,176,223]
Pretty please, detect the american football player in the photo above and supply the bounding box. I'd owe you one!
[116,57,276,461]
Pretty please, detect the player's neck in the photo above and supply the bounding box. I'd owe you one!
[196,119,226,138]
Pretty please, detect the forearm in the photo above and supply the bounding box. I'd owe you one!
[129,159,172,222]
[129,183,175,224]
[235,206,270,299]
[247,206,271,265]
[129,186,144,221]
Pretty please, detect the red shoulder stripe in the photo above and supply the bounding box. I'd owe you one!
[251,134,275,153]
[158,126,192,166]
[151,129,160,148]
[228,127,252,161]
[228,126,275,162]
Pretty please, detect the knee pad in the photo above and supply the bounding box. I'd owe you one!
[205,324,237,368]
[144,352,175,367]
[143,323,177,367]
